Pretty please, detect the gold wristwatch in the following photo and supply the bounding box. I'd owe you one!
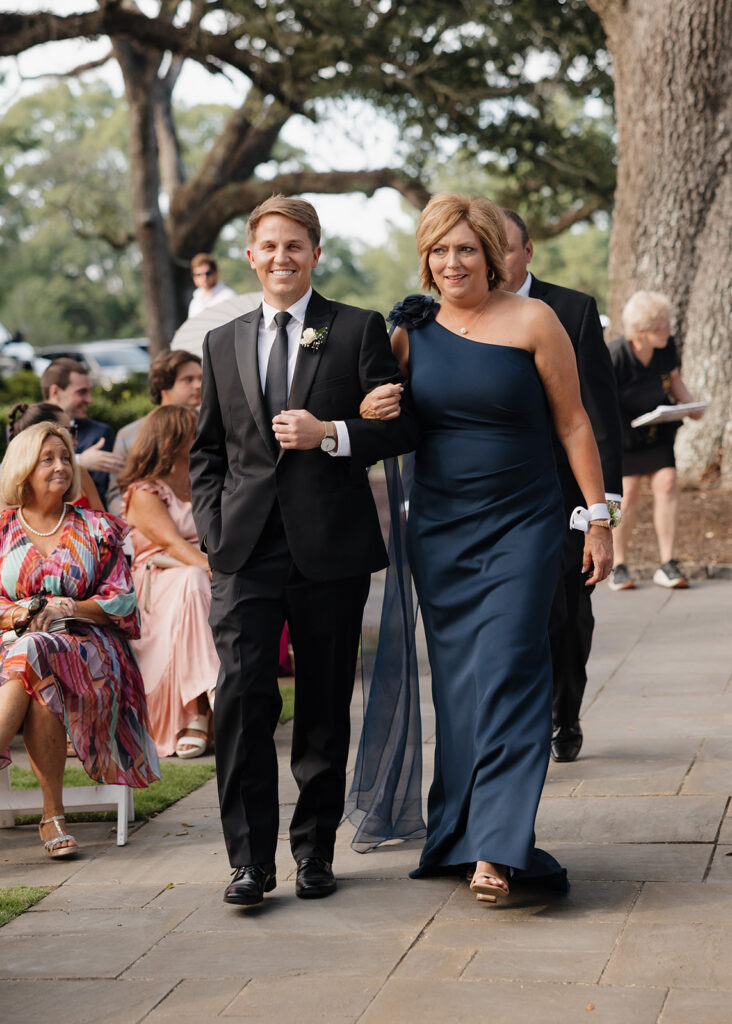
[588,518,611,529]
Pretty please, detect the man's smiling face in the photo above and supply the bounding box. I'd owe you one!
[246,214,321,309]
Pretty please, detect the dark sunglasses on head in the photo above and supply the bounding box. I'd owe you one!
[194,269,215,278]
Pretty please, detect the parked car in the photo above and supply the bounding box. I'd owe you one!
[33,339,150,389]
[0,322,35,373]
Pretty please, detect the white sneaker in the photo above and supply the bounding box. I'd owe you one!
[608,563,635,591]
[653,559,689,589]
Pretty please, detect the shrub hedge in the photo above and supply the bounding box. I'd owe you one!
[0,371,153,458]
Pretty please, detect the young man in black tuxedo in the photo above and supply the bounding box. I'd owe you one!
[501,210,623,762]
[190,196,418,906]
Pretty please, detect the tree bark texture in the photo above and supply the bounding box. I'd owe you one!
[589,0,732,481]
[113,37,180,357]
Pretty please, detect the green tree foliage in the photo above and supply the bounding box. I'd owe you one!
[0,82,142,345]
[0,1,614,348]
[530,223,610,312]
[314,223,421,318]
[0,371,151,458]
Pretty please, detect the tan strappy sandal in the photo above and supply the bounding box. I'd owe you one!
[39,815,79,859]
[469,868,510,904]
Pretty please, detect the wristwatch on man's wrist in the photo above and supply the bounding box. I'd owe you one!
[320,421,337,453]
[588,518,612,529]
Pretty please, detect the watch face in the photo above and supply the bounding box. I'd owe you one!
[320,436,337,453]
[28,596,44,614]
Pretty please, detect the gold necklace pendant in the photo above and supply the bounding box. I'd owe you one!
[450,297,492,337]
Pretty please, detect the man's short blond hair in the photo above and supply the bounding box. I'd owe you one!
[246,195,321,249]
[0,421,81,507]
[622,291,672,339]
[415,193,507,293]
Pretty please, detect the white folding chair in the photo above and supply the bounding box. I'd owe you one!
[0,765,135,845]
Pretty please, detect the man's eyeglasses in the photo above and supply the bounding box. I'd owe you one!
[193,269,215,278]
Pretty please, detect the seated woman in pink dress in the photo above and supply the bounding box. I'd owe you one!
[119,405,219,759]
[0,422,159,858]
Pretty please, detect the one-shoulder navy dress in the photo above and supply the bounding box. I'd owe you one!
[402,301,567,883]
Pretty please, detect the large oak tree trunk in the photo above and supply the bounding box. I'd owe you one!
[113,37,179,357]
[589,0,732,481]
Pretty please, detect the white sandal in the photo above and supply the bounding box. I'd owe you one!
[39,815,79,859]
[175,714,210,758]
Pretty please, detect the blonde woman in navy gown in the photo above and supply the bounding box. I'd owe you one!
[360,194,613,901]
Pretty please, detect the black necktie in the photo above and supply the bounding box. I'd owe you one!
[264,310,292,428]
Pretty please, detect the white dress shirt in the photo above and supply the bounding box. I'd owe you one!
[258,288,350,456]
[517,271,532,297]
[188,281,237,318]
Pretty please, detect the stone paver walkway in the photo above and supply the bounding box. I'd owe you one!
[2,576,731,1024]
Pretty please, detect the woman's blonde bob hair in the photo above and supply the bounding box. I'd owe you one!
[416,193,508,293]
[0,421,81,507]
[622,290,672,339]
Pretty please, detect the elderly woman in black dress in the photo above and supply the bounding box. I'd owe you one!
[608,291,704,591]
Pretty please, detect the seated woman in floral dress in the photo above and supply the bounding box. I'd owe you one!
[4,401,104,510]
[0,422,159,858]
[120,405,220,758]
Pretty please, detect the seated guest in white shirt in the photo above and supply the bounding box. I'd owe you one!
[187,253,236,319]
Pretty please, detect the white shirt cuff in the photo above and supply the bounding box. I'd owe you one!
[329,421,351,457]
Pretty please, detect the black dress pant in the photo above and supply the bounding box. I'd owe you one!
[209,506,370,867]
[549,526,595,729]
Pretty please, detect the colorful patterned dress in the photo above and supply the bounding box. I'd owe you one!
[0,506,160,787]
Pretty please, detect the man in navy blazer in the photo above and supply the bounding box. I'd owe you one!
[501,210,623,762]
[191,196,418,907]
[41,358,122,505]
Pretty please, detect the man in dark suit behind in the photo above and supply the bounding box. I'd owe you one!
[41,357,122,506]
[190,196,418,907]
[501,210,623,762]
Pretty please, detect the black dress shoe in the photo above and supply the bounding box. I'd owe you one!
[551,723,583,763]
[223,863,276,906]
[295,857,337,899]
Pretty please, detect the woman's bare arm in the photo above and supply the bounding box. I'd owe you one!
[126,488,209,569]
[669,368,704,419]
[530,302,613,584]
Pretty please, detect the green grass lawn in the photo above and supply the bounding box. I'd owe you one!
[9,760,216,825]
[279,681,295,723]
[0,886,52,928]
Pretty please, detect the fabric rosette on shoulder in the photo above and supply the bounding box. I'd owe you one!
[388,294,439,329]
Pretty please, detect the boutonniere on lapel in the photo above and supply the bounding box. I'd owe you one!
[299,325,328,352]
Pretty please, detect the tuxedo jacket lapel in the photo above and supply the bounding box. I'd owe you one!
[528,276,547,302]
[287,291,336,413]
[278,293,336,466]
[234,307,277,457]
